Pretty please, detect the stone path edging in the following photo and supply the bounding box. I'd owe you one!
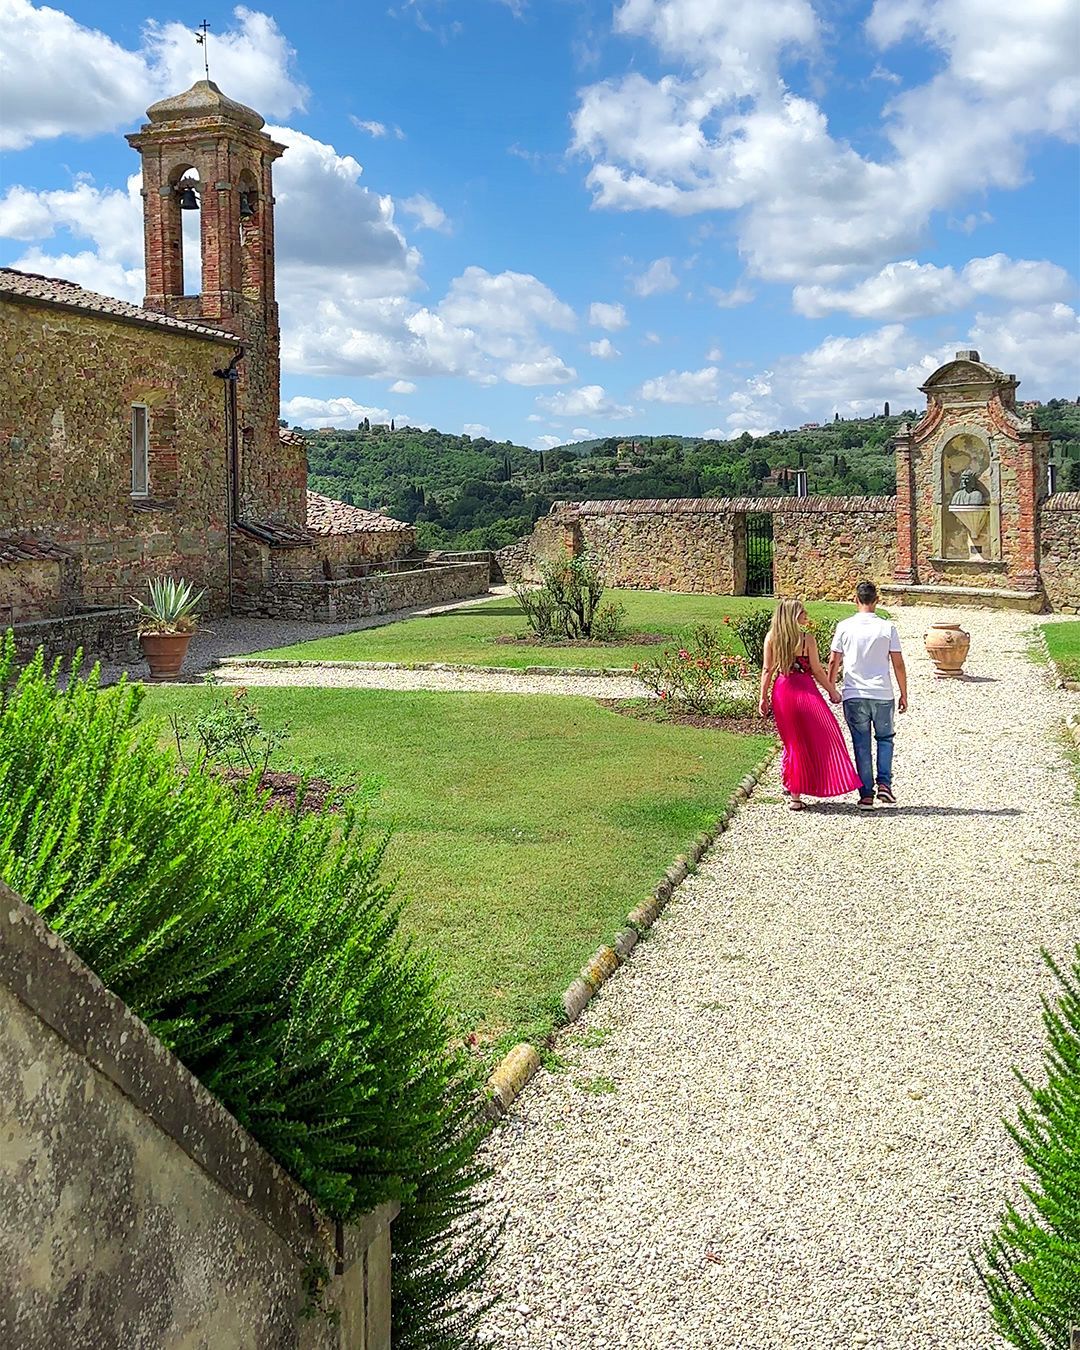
[484,740,780,1120]
[217,656,638,679]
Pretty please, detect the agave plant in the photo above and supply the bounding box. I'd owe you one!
[132,576,205,634]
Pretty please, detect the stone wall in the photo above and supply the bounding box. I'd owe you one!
[319,529,417,577]
[1039,492,1080,614]
[233,560,490,621]
[524,497,896,599]
[0,297,232,613]
[0,883,396,1349]
[9,608,141,667]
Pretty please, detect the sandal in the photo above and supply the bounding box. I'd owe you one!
[788,798,805,811]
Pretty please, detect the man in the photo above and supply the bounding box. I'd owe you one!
[828,580,908,809]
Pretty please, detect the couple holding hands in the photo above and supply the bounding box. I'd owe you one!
[759,581,909,812]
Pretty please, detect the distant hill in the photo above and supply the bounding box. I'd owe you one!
[296,400,1080,550]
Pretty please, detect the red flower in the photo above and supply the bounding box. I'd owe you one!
[659,690,668,699]
[678,648,690,660]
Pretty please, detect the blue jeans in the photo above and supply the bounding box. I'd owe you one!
[843,698,895,798]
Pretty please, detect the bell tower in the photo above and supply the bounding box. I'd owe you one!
[127,81,302,527]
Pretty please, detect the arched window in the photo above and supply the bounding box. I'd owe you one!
[173,164,202,296]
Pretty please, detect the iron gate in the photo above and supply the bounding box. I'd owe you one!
[745,513,774,596]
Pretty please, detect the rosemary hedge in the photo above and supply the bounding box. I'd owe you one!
[0,637,496,1348]
[979,949,1080,1349]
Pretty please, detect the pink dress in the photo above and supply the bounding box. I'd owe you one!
[772,652,862,799]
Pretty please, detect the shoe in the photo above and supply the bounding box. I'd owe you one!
[877,785,897,805]
[857,796,876,810]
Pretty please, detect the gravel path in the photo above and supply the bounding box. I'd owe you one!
[475,606,1079,1350]
[212,662,649,700]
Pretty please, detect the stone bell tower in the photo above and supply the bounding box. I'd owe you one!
[127,81,304,527]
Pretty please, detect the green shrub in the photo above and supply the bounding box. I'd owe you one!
[725,607,772,667]
[636,625,752,715]
[806,615,837,666]
[978,948,1080,1348]
[512,551,625,640]
[0,636,497,1348]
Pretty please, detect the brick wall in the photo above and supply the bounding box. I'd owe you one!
[0,298,231,613]
[526,497,896,599]
[1039,493,1080,614]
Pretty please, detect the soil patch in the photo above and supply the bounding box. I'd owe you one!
[599,698,772,736]
[217,768,351,814]
[494,631,668,649]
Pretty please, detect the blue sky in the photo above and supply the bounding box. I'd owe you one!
[1,0,1077,447]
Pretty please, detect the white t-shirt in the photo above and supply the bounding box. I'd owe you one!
[831,612,902,700]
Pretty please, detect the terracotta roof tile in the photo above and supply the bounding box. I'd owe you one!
[0,532,75,565]
[306,490,412,536]
[0,268,234,343]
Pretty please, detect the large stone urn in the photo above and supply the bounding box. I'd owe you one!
[924,622,971,678]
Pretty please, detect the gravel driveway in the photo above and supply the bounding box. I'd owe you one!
[474,606,1079,1350]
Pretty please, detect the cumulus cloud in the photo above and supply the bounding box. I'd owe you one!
[630,256,678,296]
[793,255,1074,320]
[588,300,628,329]
[709,283,755,309]
[350,117,405,139]
[589,338,620,359]
[401,193,451,233]
[280,395,396,429]
[536,384,635,419]
[1,2,308,151]
[571,0,1079,284]
[463,422,491,436]
[639,366,721,404]
[389,379,417,394]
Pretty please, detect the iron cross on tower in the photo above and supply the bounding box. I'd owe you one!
[194,20,211,80]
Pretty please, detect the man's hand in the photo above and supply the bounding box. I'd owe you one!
[828,687,842,705]
[898,694,908,713]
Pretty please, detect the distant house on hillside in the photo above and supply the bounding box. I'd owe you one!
[799,422,821,431]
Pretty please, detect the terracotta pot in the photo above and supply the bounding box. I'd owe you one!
[924,622,970,678]
[139,631,193,681]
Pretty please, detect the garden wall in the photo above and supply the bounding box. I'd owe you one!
[1039,492,1080,614]
[232,559,490,621]
[0,883,396,1349]
[525,497,897,599]
[9,606,141,667]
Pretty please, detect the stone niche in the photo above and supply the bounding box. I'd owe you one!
[892,351,1049,595]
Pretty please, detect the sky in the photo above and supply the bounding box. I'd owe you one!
[0,0,1077,450]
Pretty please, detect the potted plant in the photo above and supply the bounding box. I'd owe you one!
[133,576,205,681]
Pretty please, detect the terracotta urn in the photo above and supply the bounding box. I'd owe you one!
[139,631,193,681]
[924,622,971,678]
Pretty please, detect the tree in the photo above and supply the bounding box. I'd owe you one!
[884,401,890,417]
[1065,459,1080,492]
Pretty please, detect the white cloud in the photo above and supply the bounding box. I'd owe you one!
[639,366,720,404]
[349,117,404,140]
[588,300,628,329]
[589,338,620,359]
[705,345,724,361]
[441,266,576,333]
[0,2,308,151]
[643,331,662,344]
[717,304,1080,434]
[534,435,565,450]
[281,395,394,429]
[571,427,593,438]
[503,355,577,385]
[793,254,1074,321]
[571,0,1079,284]
[463,423,491,436]
[389,379,417,394]
[709,283,755,308]
[401,193,451,233]
[630,256,678,296]
[536,384,635,419]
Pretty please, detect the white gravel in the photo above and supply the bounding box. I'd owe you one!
[474,605,1079,1350]
[211,662,650,700]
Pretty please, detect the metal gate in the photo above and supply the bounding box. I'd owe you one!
[745,513,774,596]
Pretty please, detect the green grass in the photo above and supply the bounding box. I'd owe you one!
[140,685,771,1051]
[1042,620,1080,682]
[246,591,863,670]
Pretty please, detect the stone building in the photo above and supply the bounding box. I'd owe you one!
[1,80,488,653]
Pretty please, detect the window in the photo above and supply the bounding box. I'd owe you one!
[131,404,149,496]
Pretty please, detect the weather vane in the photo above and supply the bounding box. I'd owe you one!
[194,20,211,81]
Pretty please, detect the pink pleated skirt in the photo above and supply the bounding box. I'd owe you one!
[772,671,863,799]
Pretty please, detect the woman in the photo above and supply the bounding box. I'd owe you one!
[759,598,862,810]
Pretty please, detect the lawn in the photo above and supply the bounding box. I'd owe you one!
[1043,620,1080,682]
[247,590,862,670]
[140,684,771,1051]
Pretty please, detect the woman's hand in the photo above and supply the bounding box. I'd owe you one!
[758,696,770,718]
[827,684,842,705]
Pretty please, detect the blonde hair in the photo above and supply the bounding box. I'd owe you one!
[768,598,808,678]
